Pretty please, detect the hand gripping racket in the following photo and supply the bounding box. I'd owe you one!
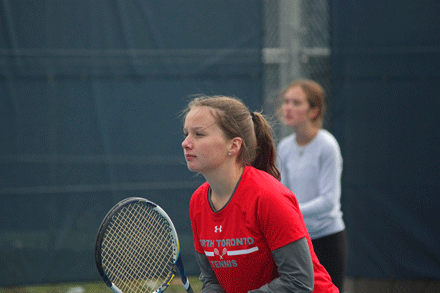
[95,197,194,293]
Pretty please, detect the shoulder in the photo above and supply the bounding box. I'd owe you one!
[241,167,297,206]
[242,167,284,189]
[277,133,295,155]
[278,133,295,148]
[191,181,209,196]
[189,182,209,210]
[316,129,339,147]
[314,130,341,155]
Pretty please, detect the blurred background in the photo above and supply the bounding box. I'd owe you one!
[1,0,439,292]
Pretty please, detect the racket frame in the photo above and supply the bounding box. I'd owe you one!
[95,197,191,293]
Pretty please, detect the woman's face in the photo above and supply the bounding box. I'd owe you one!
[182,106,232,174]
[281,86,311,128]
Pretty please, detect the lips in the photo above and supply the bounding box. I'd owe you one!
[284,114,294,121]
[185,154,196,160]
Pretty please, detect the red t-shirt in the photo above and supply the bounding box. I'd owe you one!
[190,166,338,292]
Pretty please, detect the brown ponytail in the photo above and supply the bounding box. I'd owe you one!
[250,112,281,180]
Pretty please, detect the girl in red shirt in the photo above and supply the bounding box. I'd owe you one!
[182,95,338,292]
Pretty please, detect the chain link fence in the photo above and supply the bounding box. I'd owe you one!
[262,0,331,141]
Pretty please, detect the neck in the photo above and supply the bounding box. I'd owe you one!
[204,163,244,210]
[293,124,320,146]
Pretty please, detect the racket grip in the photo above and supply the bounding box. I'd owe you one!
[182,276,194,293]
[176,255,194,293]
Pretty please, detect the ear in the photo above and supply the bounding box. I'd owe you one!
[308,106,320,121]
[228,137,243,156]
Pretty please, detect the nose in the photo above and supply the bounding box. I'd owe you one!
[283,101,293,110]
[182,135,191,149]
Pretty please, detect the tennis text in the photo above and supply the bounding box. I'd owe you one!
[210,260,238,268]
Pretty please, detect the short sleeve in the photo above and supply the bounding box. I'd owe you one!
[257,191,308,252]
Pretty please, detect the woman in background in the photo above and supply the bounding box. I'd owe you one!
[277,80,347,292]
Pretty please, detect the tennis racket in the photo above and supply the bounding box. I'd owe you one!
[95,197,194,293]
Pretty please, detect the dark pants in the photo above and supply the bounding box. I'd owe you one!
[312,230,348,292]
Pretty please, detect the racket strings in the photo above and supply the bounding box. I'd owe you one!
[104,206,172,292]
[101,202,175,293]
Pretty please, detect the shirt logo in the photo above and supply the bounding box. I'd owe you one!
[214,225,222,233]
[214,248,227,259]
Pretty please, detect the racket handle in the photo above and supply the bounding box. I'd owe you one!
[181,276,194,293]
[176,255,194,293]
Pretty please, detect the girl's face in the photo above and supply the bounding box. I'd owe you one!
[281,86,312,128]
[182,107,232,175]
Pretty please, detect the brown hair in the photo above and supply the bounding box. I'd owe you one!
[183,95,281,181]
[279,79,326,127]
